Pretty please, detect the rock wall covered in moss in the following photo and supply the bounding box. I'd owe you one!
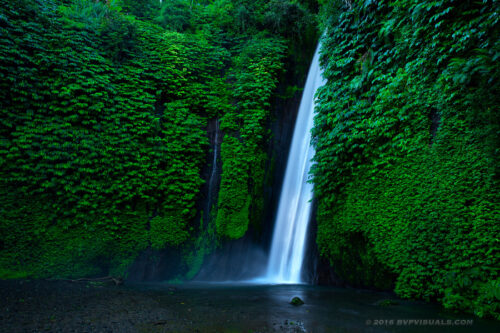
[0,0,317,280]
[313,0,499,319]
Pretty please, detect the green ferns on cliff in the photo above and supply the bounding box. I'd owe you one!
[0,0,315,279]
[0,0,220,278]
[216,37,285,238]
[314,0,499,319]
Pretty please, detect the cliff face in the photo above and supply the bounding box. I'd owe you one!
[0,0,319,281]
[313,0,499,319]
[193,65,310,281]
[130,45,320,282]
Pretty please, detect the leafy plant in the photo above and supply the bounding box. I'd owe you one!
[314,0,499,319]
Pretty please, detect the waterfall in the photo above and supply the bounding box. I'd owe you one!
[265,45,325,284]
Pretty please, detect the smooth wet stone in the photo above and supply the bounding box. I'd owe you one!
[290,296,304,306]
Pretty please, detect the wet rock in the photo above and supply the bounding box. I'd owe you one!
[290,296,304,306]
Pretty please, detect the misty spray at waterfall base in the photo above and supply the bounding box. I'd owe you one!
[195,45,325,284]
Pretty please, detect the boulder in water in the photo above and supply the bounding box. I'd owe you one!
[290,296,304,306]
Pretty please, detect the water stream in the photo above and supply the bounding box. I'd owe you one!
[265,45,325,284]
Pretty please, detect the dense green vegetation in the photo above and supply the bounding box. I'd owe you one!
[0,0,316,279]
[313,0,499,319]
[1,0,498,322]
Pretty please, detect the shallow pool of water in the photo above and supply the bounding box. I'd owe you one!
[131,282,497,332]
[1,280,497,332]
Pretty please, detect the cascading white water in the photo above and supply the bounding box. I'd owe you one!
[265,45,325,284]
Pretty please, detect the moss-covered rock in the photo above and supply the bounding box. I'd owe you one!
[290,296,304,306]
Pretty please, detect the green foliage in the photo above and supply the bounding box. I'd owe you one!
[314,0,499,319]
[216,36,286,238]
[0,0,316,279]
[122,0,160,19]
[150,215,189,249]
[0,0,222,278]
[155,0,192,32]
[263,0,313,40]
